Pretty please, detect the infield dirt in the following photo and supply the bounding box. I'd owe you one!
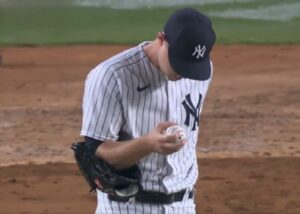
[0,45,299,213]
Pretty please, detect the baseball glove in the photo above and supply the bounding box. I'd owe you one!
[71,141,141,200]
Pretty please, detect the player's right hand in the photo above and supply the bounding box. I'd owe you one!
[143,121,186,155]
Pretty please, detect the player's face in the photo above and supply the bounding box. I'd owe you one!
[157,33,181,81]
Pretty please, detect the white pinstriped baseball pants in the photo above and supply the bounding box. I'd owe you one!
[95,190,196,214]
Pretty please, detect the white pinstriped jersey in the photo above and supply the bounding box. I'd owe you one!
[81,42,213,214]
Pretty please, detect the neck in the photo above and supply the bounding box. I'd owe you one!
[143,41,159,69]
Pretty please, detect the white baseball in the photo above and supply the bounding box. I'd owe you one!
[165,125,186,143]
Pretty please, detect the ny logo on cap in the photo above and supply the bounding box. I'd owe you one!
[192,45,206,59]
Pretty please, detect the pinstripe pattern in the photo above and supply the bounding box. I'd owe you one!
[81,42,213,213]
[96,191,195,214]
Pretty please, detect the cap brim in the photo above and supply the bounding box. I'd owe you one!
[168,46,211,81]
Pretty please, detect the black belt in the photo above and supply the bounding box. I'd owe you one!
[110,189,194,204]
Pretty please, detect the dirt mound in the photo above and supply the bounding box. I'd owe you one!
[0,158,299,214]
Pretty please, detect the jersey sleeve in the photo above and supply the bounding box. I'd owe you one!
[80,65,124,141]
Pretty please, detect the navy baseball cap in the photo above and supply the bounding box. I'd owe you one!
[164,8,216,81]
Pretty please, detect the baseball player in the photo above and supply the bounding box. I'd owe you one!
[80,8,216,214]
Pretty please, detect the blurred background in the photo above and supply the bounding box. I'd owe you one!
[1,0,300,45]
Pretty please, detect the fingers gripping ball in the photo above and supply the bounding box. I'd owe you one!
[165,125,186,143]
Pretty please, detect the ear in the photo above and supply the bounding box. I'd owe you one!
[157,32,166,46]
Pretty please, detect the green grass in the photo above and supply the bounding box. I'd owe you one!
[212,17,300,44]
[0,1,300,45]
[0,6,169,45]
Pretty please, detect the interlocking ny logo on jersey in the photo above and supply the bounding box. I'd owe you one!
[192,45,206,59]
[182,93,202,131]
